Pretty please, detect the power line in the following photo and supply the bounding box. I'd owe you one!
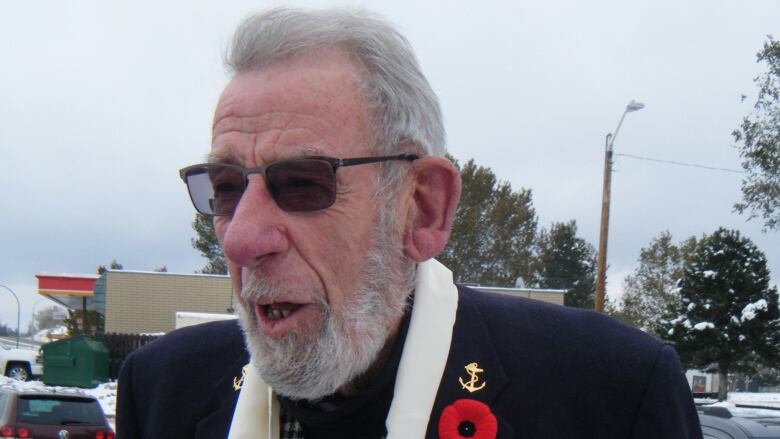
[615,153,744,174]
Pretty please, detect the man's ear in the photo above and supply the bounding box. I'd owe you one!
[403,156,461,262]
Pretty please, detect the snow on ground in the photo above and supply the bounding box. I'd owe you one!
[82,381,118,419]
[729,392,780,408]
[33,325,68,343]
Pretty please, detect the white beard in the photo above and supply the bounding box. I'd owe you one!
[237,205,415,401]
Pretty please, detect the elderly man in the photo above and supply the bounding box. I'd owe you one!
[117,8,701,439]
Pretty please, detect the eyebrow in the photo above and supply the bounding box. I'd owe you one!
[206,150,240,165]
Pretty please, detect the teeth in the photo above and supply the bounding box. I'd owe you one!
[265,307,292,321]
[266,308,282,320]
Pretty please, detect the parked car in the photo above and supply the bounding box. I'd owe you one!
[0,347,43,382]
[0,384,113,438]
[699,404,780,439]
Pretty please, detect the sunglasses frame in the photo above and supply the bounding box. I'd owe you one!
[179,153,420,216]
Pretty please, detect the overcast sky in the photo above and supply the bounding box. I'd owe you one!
[1,0,779,329]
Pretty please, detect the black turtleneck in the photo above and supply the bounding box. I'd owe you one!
[277,306,413,439]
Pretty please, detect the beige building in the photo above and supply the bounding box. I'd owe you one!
[99,270,234,334]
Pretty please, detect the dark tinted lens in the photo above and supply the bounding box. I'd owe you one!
[266,159,336,211]
[185,165,244,215]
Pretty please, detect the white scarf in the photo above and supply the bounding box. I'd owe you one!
[228,259,459,439]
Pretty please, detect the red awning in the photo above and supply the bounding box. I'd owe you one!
[36,274,99,297]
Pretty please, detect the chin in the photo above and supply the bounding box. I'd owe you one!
[237,298,392,400]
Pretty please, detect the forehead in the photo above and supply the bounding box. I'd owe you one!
[211,49,374,163]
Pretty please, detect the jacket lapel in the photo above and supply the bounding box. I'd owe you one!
[194,352,249,438]
[426,288,514,439]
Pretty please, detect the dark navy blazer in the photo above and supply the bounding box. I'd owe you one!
[117,286,702,438]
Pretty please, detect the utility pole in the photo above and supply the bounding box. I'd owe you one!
[595,100,645,312]
[595,134,613,313]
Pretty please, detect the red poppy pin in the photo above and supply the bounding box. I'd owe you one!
[438,399,498,439]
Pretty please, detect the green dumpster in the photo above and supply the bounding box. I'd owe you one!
[42,335,109,388]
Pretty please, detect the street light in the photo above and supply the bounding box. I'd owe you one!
[0,284,21,348]
[595,100,645,313]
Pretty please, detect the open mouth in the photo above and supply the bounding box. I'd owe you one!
[260,303,303,322]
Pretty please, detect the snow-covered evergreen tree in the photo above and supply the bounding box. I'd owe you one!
[616,231,698,331]
[659,228,780,400]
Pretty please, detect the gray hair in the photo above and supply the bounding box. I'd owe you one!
[226,7,446,160]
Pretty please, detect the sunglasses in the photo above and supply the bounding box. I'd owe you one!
[179,153,419,216]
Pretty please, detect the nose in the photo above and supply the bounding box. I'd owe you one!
[220,177,289,268]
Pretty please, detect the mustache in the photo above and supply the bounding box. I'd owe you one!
[241,272,285,303]
[241,271,329,309]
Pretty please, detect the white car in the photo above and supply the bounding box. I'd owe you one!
[0,346,43,381]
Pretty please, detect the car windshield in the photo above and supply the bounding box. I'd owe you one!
[16,396,104,426]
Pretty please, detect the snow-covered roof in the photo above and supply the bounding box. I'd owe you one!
[35,273,101,279]
[105,270,228,279]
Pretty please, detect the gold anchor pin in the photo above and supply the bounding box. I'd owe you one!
[458,362,486,393]
[233,365,249,391]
